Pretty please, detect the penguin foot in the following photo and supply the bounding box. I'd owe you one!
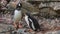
[28,29,33,32]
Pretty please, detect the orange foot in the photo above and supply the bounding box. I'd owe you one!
[18,24,23,29]
[28,29,33,32]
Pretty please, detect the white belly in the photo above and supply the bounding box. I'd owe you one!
[14,10,22,22]
[25,15,29,27]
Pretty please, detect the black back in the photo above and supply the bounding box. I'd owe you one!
[26,12,40,31]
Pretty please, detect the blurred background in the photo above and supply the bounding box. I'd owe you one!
[0,0,60,34]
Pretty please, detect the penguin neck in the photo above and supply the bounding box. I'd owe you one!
[15,9,21,11]
[25,15,28,18]
[14,9,21,15]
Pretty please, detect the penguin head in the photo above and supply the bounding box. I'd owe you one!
[25,12,31,16]
[16,3,22,10]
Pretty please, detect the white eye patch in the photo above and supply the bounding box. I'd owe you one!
[19,4,21,6]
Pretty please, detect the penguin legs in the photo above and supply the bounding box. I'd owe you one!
[27,29,33,32]
[13,21,23,30]
[27,29,37,34]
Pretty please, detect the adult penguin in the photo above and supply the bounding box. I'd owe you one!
[13,3,22,29]
[24,12,41,32]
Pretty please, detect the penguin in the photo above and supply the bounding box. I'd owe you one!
[24,12,40,32]
[13,3,22,29]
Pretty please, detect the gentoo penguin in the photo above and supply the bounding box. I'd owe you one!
[13,3,22,29]
[14,3,22,22]
[24,12,40,32]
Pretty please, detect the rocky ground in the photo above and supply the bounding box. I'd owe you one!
[20,17,60,34]
[0,17,60,34]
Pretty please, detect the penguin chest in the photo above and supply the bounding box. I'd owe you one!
[25,15,29,27]
[14,10,22,22]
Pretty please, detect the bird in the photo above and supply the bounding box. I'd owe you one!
[13,3,22,30]
[24,12,41,32]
